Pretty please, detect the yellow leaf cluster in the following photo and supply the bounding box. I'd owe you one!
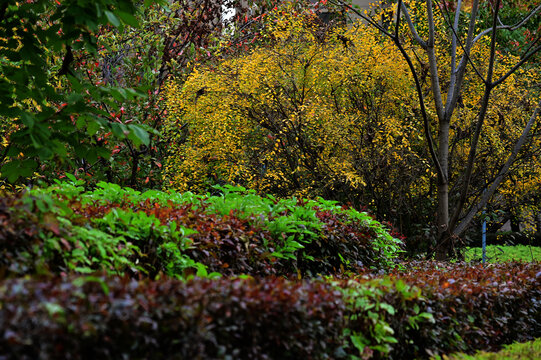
[162,11,430,204]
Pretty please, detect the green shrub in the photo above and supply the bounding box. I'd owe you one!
[5,180,403,279]
[0,193,139,277]
[464,245,541,263]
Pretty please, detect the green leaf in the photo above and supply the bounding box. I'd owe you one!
[37,146,53,160]
[383,336,398,344]
[350,334,368,353]
[104,11,120,27]
[110,88,127,102]
[116,10,139,27]
[67,93,84,104]
[128,124,150,145]
[1,159,37,183]
[87,119,101,135]
[44,302,65,317]
[379,303,396,315]
[111,122,128,138]
[66,173,77,182]
[20,113,35,129]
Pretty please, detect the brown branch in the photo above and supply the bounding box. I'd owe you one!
[454,99,541,235]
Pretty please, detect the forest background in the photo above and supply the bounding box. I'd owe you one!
[1,0,540,259]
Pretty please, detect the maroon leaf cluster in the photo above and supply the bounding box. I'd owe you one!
[399,262,541,356]
[0,196,65,277]
[363,262,541,358]
[299,210,380,275]
[0,276,346,359]
[73,199,386,277]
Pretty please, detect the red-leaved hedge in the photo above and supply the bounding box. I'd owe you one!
[394,262,541,357]
[341,262,541,358]
[0,276,346,360]
[1,263,540,359]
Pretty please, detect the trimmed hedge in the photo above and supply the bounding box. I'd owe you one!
[1,263,540,359]
[0,276,346,360]
[330,262,541,359]
[0,182,403,280]
[388,262,541,358]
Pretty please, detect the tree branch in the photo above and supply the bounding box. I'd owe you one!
[450,0,502,232]
[394,1,445,183]
[446,0,483,119]
[471,4,541,45]
[454,99,541,235]
[400,2,427,49]
[328,0,393,37]
[425,0,445,122]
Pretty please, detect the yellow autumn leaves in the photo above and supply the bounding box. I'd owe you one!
[162,10,424,201]
[162,6,539,226]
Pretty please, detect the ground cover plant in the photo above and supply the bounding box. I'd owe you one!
[437,338,541,360]
[464,245,541,263]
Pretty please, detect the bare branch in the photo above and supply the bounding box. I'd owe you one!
[431,0,485,93]
[328,0,393,38]
[450,0,502,231]
[447,0,482,119]
[426,0,445,122]
[472,4,541,45]
[454,99,541,235]
[450,0,463,75]
[392,2,445,183]
[400,2,428,49]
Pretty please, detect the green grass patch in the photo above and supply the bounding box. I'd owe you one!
[438,338,541,359]
[464,245,541,263]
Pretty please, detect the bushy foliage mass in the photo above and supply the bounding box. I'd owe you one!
[0,262,540,359]
[0,180,403,280]
[162,6,540,241]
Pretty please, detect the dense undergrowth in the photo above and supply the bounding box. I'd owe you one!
[0,179,403,279]
[1,181,540,359]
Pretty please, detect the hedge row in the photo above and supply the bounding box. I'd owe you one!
[1,263,540,359]
[388,262,541,358]
[0,276,345,360]
[332,262,541,358]
[0,182,403,280]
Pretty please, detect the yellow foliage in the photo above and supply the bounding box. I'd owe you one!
[163,4,540,229]
[162,10,429,204]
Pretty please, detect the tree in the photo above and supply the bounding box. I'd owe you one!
[0,0,315,189]
[162,7,432,222]
[331,0,541,259]
[0,0,152,186]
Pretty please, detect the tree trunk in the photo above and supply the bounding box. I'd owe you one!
[435,120,450,260]
[510,213,520,232]
[435,181,450,260]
